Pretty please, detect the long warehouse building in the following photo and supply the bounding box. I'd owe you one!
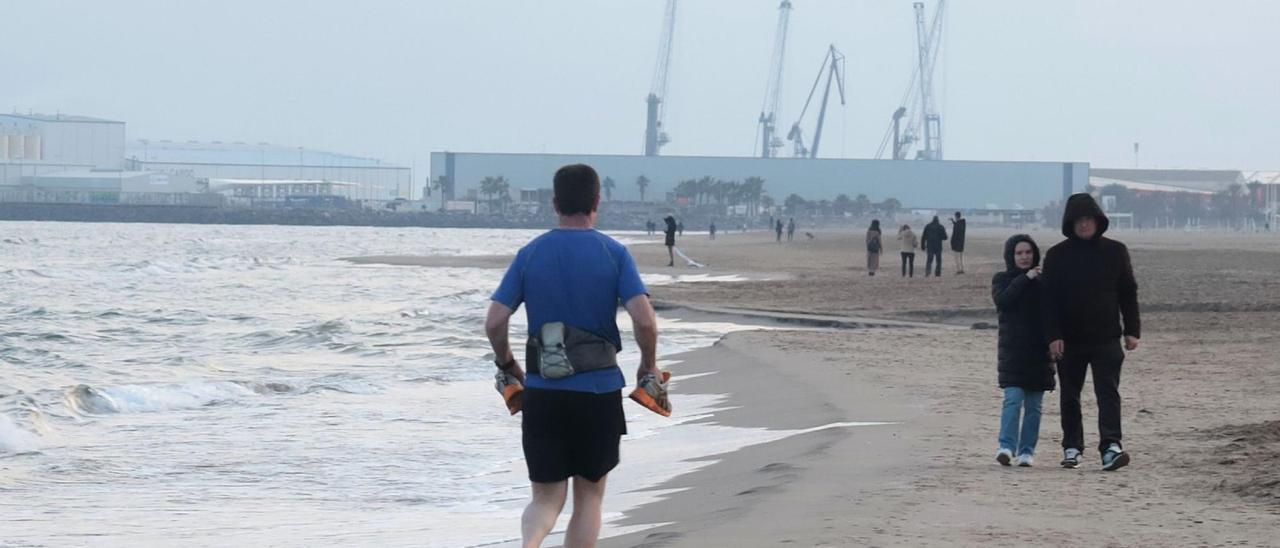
[431,152,1087,211]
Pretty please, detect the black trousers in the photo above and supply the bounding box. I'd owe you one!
[901,252,915,277]
[925,248,942,276]
[1058,341,1125,452]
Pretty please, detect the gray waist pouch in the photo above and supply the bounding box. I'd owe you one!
[527,322,618,380]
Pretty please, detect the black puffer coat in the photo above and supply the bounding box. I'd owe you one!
[991,234,1055,390]
[1041,193,1141,345]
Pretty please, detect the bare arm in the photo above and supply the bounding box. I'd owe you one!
[624,294,660,383]
[484,301,523,380]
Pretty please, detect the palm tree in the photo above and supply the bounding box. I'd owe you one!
[784,193,807,215]
[429,175,448,210]
[602,177,616,201]
[479,176,510,213]
[743,177,765,215]
[494,176,510,213]
[854,193,873,216]
[636,175,650,202]
[760,194,775,213]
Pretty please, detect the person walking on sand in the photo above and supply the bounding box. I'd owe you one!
[865,219,883,276]
[677,220,684,237]
[709,221,716,240]
[663,215,678,267]
[485,163,660,547]
[992,234,1055,467]
[921,215,948,277]
[1041,193,1141,471]
[950,211,968,274]
[897,224,918,277]
[787,218,796,242]
[775,219,784,243]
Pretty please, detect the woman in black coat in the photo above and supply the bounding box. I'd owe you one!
[991,234,1055,466]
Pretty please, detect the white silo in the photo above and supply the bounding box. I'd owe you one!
[23,134,42,160]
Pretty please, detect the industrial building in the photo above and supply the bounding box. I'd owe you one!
[0,113,127,186]
[126,140,412,202]
[430,151,1086,212]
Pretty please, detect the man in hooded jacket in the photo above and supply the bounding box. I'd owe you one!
[1041,193,1141,471]
[920,216,948,277]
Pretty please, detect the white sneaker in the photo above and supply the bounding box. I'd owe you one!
[996,448,1013,466]
[1101,443,1130,471]
[1061,448,1082,468]
[1016,454,1034,467]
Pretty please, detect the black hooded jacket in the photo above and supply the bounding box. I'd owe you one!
[1041,194,1141,345]
[991,235,1055,390]
[921,219,948,252]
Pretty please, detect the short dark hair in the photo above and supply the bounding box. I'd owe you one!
[553,164,600,216]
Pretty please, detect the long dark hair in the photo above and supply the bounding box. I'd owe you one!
[869,219,881,232]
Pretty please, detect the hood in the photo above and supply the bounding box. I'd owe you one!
[1003,234,1041,272]
[1061,193,1109,239]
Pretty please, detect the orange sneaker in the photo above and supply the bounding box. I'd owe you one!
[494,370,524,415]
[629,371,672,417]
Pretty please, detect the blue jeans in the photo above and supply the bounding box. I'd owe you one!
[999,387,1045,456]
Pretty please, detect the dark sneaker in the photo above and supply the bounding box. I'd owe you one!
[1061,448,1082,468]
[1101,444,1130,471]
[996,448,1013,466]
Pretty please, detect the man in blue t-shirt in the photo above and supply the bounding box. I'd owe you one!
[484,163,659,547]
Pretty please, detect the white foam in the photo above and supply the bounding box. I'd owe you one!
[68,381,259,415]
[0,414,41,454]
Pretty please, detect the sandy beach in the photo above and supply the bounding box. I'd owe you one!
[597,227,1280,547]
[350,226,1280,546]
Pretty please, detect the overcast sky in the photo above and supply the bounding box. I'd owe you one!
[7,0,1278,177]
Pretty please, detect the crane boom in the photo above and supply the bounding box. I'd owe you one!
[757,0,793,158]
[787,45,846,158]
[644,0,678,156]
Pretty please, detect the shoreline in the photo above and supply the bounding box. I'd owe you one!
[346,227,1280,545]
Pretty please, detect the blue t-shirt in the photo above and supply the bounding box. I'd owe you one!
[491,229,648,393]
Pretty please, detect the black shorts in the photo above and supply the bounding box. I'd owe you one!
[522,387,627,483]
[664,234,676,247]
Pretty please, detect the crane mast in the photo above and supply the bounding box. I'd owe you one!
[757,0,793,158]
[913,0,944,160]
[644,0,678,156]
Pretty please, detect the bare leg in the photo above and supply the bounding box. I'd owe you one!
[564,475,607,548]
[523,481,568,548]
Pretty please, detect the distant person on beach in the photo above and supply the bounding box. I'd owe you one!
[950,211,967,274]
[709,222,716,240]
[991,234,1055,467]
[1041,193,1141,471]
[865,220,882,276]
[786,218,796,242]
[677,221,684,236]
[897,224,918,277]
[664,215,678,267]
[485,163,660,546]
[646,220,655,235]
[921,216,948,277]
[775,219,784,243]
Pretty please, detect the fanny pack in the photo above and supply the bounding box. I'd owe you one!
[526,322,618,379]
